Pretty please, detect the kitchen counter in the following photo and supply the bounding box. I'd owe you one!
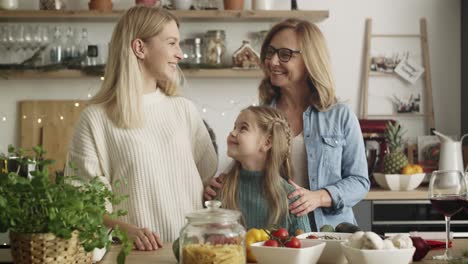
[365,186,429,200]
[99,239,468,264]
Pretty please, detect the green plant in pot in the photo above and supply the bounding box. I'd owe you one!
[0,145,132,264]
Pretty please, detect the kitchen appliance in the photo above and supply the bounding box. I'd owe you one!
[433,130,468,171]
[371,200,468,238]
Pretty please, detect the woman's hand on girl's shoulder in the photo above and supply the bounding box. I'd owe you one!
[203,174,225,201]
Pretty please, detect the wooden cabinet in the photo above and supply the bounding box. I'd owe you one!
[0,9,329,79]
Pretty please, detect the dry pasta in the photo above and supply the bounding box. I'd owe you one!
[182,243,245,264]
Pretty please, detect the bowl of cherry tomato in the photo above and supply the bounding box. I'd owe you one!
[250,238,325,264]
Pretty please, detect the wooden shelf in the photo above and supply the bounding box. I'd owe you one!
[0,10,329,22]
[366,113,427,118]
[369,71,398,77]
[0,68,263,79]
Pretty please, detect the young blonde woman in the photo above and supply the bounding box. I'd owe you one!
[66,6,217,250]
[205,18,369,231]
[216,106,310,233]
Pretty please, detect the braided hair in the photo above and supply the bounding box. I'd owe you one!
[219,105,294,226]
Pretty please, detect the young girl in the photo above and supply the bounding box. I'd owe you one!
[216,105,310,234]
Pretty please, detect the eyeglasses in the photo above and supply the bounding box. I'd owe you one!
[265,46,301,63]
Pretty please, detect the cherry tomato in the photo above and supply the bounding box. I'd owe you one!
[264,239,280,247]
[271,227,289,242]
[285,237,301,248]
[307,235,318,239]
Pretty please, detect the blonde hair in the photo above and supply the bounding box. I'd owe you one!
[259,18,337,111]
[90,6,181,128]
[219,106,293,226]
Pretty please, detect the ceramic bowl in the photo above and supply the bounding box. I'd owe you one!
[250,239,326,264]
[373,173,425,191]
[296,232,352,264]
[340,242,415,264]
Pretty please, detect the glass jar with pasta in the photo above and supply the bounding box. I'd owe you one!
[180,200,246,264]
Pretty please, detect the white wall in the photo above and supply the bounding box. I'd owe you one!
[0,0,460,172]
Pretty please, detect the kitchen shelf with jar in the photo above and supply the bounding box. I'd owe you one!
[0,8,328,79]
[0,9,329,22]
[0,68,263,79]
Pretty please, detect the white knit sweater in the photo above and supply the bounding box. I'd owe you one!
[66,89,218,242]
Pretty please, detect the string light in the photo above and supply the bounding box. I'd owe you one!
[202,108,207,113]
[1,117,6,122]
[74,102,80,107]
[100,76,105,81]
[22,115,27,119]
[37,118,42,124]
[60,115,64,120]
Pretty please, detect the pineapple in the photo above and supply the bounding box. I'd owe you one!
[383,121,409,174]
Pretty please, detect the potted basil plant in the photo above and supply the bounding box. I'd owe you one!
[0,145,131,264]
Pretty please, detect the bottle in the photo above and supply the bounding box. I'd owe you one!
[179,201,246,264]
[63,27,77,60]
[78,28,90,66]
[193,37,203,65]
[49,27,63,64]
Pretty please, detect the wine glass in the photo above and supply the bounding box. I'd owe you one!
[428,170,467,260]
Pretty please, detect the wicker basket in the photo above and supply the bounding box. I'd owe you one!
[10,231,92,264]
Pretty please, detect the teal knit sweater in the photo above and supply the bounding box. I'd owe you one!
[237,169,311,234]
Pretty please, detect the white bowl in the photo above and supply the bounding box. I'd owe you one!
[296,232,352,264]
[373,173,425,191]
[250,239,326,264]
[340,242,415,264]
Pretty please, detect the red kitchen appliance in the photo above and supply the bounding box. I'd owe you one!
[359,119,395,185]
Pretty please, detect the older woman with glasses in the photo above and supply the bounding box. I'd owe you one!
[204,18,369,231]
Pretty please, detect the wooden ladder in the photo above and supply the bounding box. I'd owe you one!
[360,18,435,134]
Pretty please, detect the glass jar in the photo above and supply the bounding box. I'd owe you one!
[179,200,246,264]
[204,30,226,66]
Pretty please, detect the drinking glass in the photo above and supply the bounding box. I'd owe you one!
[428,170,467,260]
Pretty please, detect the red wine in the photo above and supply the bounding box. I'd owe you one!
[430,197,463,217]
[461,197,468,212]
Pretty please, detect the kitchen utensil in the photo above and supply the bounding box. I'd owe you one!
[433,130,468,171]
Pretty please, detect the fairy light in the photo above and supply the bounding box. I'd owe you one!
[22,115,27,119]
[60,115,64,120]
[74,102,80,107]
[221,112,225,116]
[202,108,207,113]
[100,76,105,81]
[37,118,42,124]
[87,93,92,98]
[1,117,6,122]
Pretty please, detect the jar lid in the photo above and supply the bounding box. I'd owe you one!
[185,200,241,223]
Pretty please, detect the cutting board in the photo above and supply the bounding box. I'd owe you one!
[20,100,87,174]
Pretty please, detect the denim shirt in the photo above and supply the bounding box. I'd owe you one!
[272,101,370,230]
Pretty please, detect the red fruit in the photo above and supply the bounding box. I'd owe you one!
[306,235,318,239]
[264,239,280,247]
[285,237,301,248]
[271,227,289,242]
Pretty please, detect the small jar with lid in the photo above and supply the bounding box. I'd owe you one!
[204,30,226,66]
[179,200,246,264]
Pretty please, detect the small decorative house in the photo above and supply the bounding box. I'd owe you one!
[232,40,260,69]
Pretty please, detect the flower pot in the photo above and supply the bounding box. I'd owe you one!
[173,0,192,10]
[223,0,244,10]
[10,231,91,264]
[88,0,113,11]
